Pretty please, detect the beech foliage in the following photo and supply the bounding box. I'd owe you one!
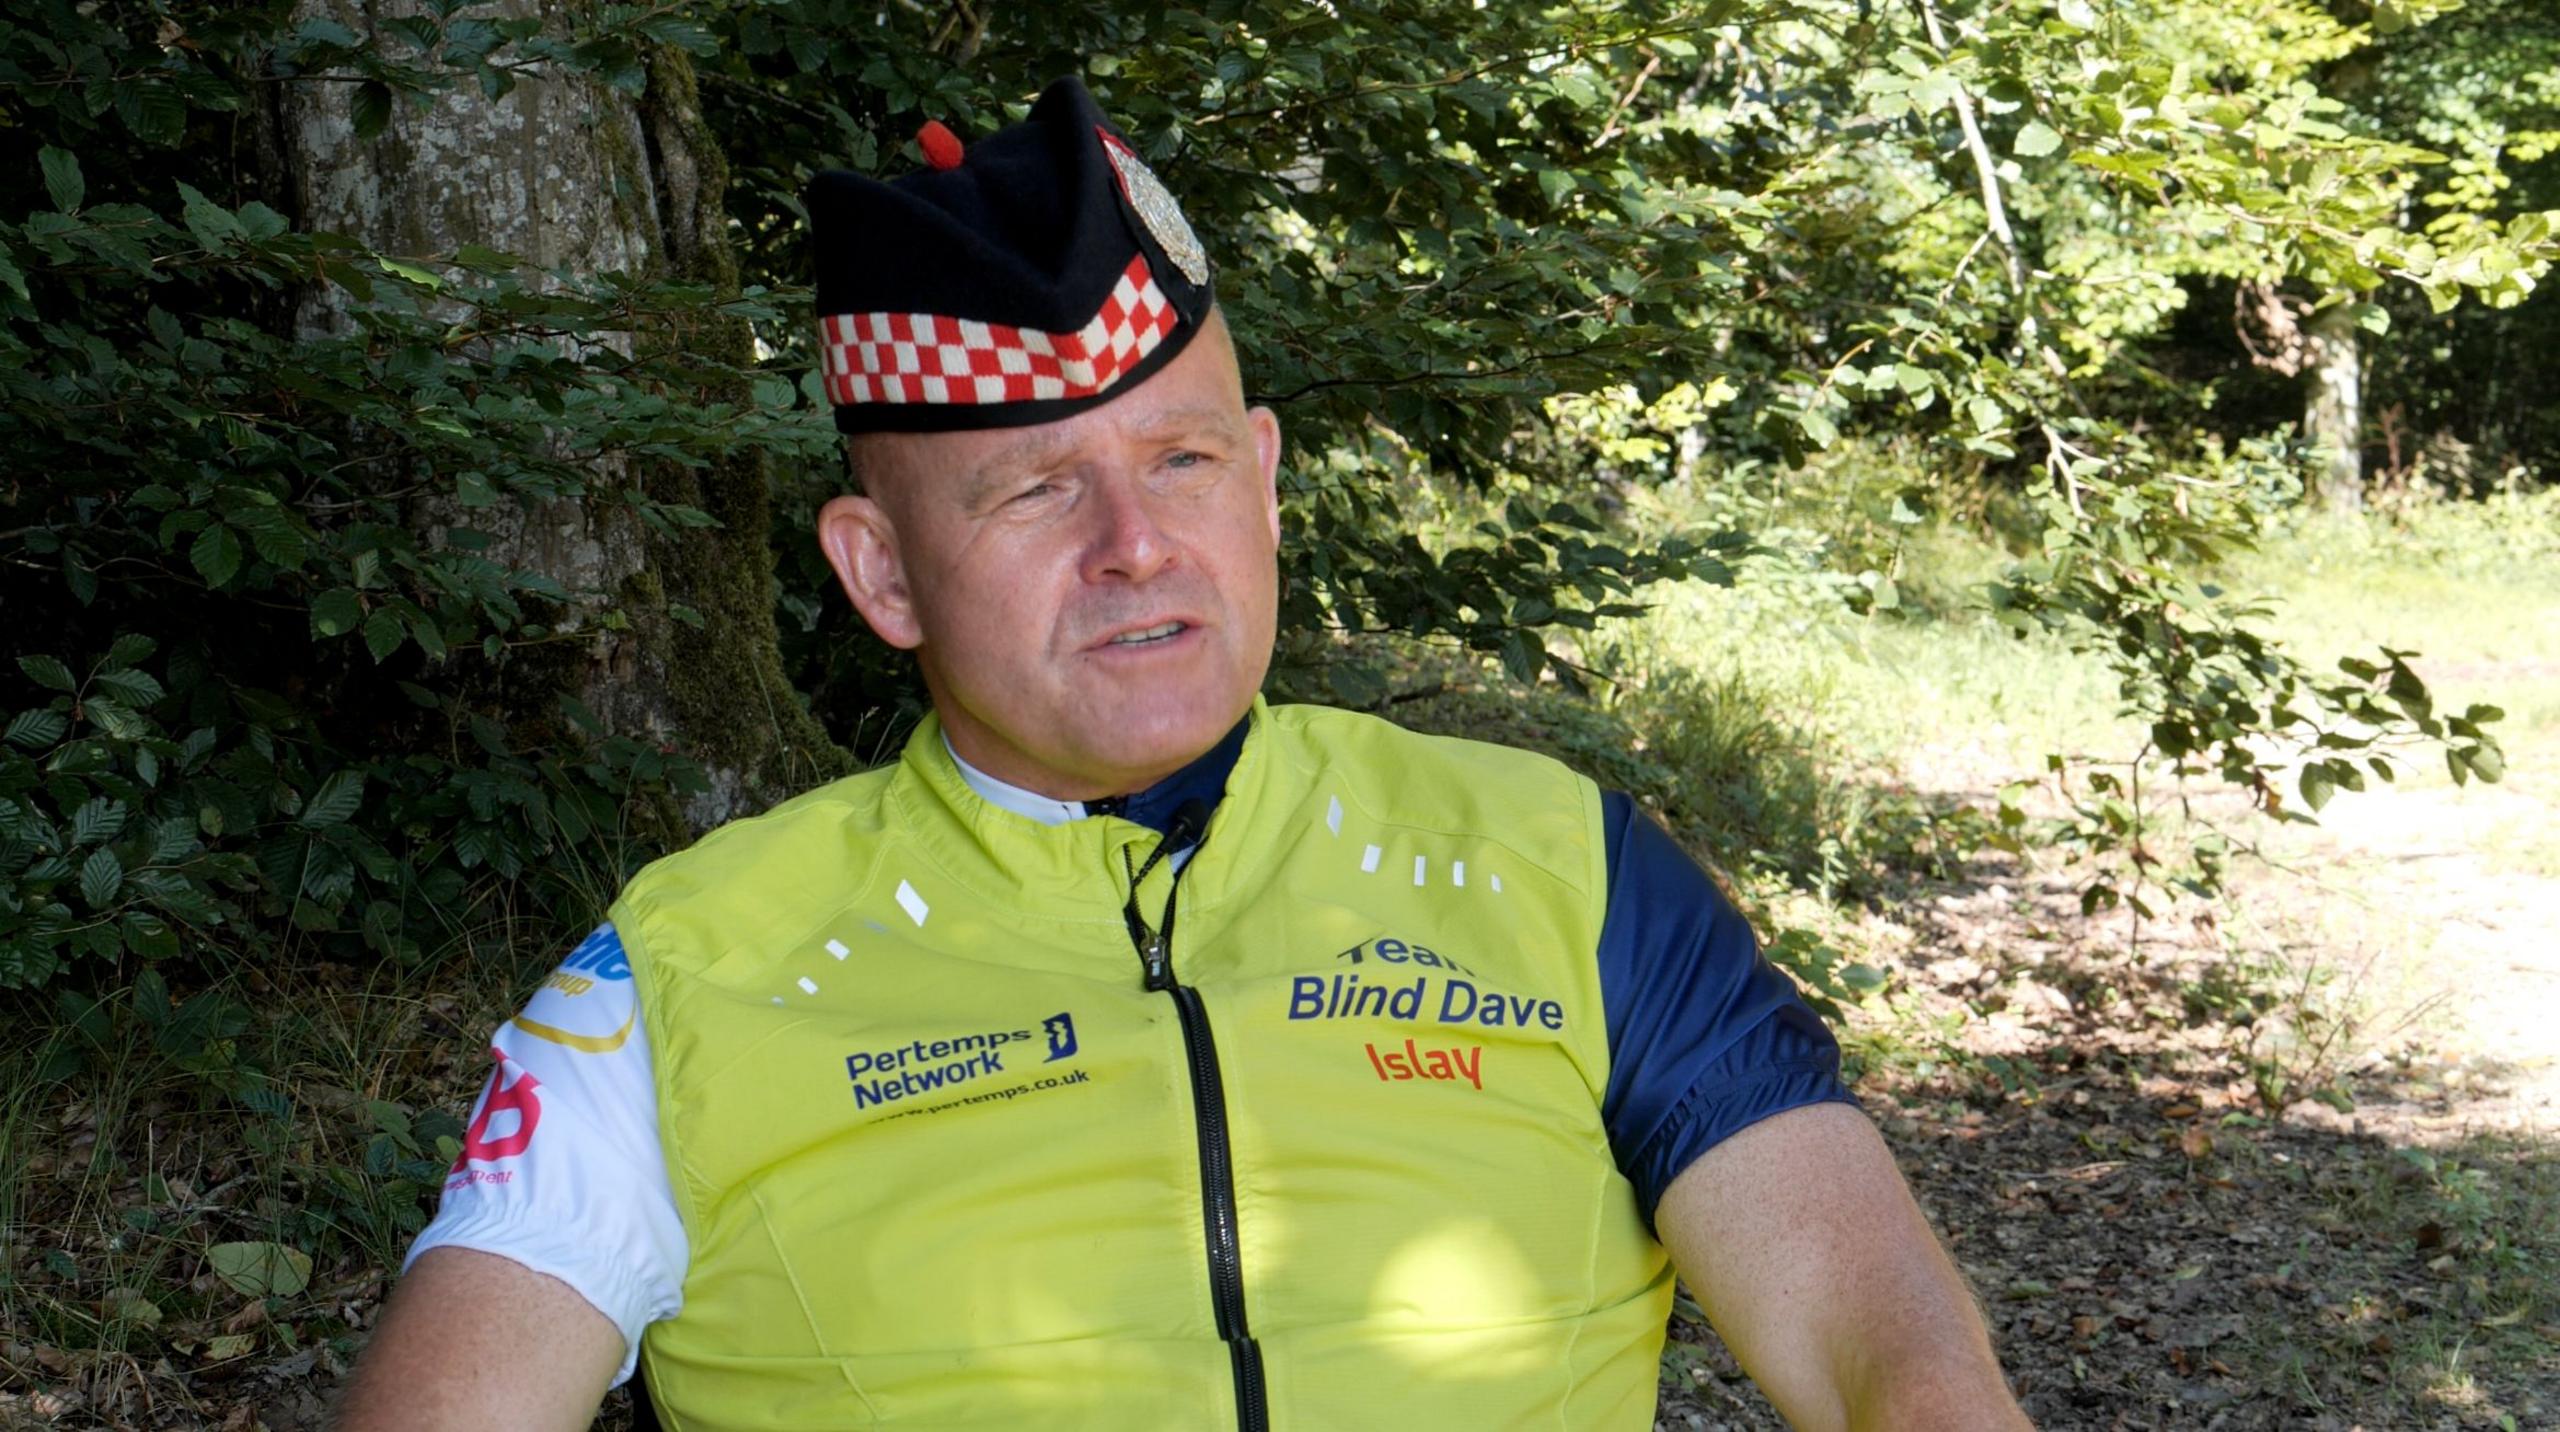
[1,0,2549,987]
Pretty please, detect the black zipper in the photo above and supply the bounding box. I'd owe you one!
[1120,805,1269,1432]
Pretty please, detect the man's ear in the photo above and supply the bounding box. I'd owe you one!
[1248,404,1283,548]
[817,495,924,651]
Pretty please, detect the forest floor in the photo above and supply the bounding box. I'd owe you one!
[1664,744,2559,1431]
[1656,624,2560,1424]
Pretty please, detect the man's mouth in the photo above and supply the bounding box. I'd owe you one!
[1105,621,1189,647]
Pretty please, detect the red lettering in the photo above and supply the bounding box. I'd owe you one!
[451,1046,543,1170]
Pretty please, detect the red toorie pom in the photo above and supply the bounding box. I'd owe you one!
[916,120,964,171]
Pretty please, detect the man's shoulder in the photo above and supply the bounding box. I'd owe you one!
[1262,701,1601,886]
[612,761,905,943]
[1267,700,1591,797]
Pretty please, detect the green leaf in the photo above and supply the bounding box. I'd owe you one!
[39,146,83,214]
[90,669,163,708]
[191,526,242,587]
[2014,121,2063,158]
[121,911,178,960]
[351,81,395,141]
[1499,629,1547,685]
[85,698,146,741]
[206,1242,312,1298]
[362,610,407,663]
[299,770,366,829]
[105,634,157,670]
[309,589,364,639]
[235,201,289,243]
[69,796,127,847]
[176,183,240,250]
[18,656,76,693]
[120,83,186,146]
[80,847,124,907]
[2298,763,2337,814]
[379,258,445,291]
[4,709,68,750]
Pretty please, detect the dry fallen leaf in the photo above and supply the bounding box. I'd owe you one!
[2163,1102,2200,1120]
[2179,1127,2213,1159]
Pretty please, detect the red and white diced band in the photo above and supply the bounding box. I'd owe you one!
[817,254,1180,407]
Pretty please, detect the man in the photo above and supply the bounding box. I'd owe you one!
[338,78,2028,1431]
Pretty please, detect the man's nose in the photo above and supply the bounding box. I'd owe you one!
[1078,471,1177,584]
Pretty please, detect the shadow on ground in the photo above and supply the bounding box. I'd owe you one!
[1654,845,2558,1432]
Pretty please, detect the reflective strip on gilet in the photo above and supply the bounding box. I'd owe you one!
[618,700,1673,1429]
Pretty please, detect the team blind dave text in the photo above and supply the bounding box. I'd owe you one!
[1292,936,1568,1092]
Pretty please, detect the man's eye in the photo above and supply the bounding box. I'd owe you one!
[1009,481,1056,504]
[1165,450,1206,470]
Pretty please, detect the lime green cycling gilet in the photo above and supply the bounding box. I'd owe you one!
[616,699,1672,1429]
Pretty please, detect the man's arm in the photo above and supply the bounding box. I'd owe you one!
[1655,1101,2030,1432]
[334,1247,623,1432]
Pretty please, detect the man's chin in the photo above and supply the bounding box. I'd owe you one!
[1067,701,1250,789]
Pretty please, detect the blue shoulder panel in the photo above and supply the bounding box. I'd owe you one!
[1597,791,1857,1226]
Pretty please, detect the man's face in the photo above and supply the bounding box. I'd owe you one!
[817,313,1284,801]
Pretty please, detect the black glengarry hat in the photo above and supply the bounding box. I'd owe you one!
[807,76,1216,436]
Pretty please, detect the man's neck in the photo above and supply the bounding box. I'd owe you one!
[942,736,1089,827]
[940,715,1253,837]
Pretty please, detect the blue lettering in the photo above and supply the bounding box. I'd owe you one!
[1386,978,1426,1021]
[1289,976,1326,1020]
[1438,978,1479,1024]
[560,925,631,981]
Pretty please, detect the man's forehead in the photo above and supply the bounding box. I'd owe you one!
[863,328,1249,500]
[971,402,1245,470]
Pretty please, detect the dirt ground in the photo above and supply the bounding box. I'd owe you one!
[1658,728,2560,1430]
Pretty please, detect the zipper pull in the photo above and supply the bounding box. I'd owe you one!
[1120,798,1212,992]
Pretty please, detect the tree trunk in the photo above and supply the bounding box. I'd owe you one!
[280,0,845,834]
[2303,303,2365,513]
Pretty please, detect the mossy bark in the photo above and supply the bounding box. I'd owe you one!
[283,1,848,836]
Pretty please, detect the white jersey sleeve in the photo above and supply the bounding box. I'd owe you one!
[404,923,687,1387]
